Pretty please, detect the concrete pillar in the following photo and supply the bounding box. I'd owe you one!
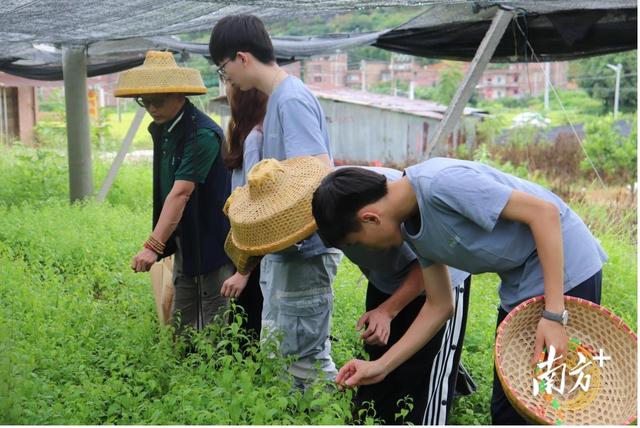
[62,45,93,202]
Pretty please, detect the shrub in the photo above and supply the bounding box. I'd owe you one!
[580,114,637,184]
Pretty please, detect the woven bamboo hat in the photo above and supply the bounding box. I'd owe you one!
[495,295,637,425]
[223,232,261,275]
[223,157,331,270]
[114,51,206,97]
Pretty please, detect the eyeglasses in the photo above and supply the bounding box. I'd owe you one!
[135,96,167,109]
[216,56,235,81]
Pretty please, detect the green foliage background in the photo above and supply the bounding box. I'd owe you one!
[0,145,636,424]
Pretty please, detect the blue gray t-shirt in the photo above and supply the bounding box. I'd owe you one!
[343,243,469,295]
[263,76,333,161]
[262,75,339,260]
[339,166,470,295]
[401,157,607,312]
[231,127,263,191]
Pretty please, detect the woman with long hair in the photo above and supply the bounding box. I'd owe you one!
[220,81,267,341]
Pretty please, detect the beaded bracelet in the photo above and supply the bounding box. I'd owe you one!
[143,234,165,255]
[143,241,162,255]
[148,235,165,251]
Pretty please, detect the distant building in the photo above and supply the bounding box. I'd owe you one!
[282,61,302,79]
[346,59,570,101]
[311,87,487,165]
[476,66,522,99]
[209,86,488,166]
[303,53,348,89]
[0,71,133,144]
[0,72,39,144]
[345,60,389,90]
[345,58,472,95]
[476,62,569,100]
[411,61,470,88]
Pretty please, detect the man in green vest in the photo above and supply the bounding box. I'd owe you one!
[115,51,233,332]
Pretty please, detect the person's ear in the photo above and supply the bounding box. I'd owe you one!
[360,211,381,225]
[236,52,250,66]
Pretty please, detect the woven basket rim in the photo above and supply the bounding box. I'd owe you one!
[495,295,638,425]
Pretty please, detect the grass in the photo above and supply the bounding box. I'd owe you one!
[0,145,636,424]
[103,110,156,150]
[34,103,223,152]
[99,105,223,151]
[97,100,220,150]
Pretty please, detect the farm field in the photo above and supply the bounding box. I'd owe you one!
[0,145,636,424]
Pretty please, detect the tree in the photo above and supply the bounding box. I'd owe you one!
[432,66,463,105]
[574,50,637,113]
[180,54,219,93]
[414,63,477,106]
[580,114,637,184]
[267,7,419,36]
[349,46,391,64]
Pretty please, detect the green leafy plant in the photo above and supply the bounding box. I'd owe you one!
[0,145,635,424]
[581,114,637,184]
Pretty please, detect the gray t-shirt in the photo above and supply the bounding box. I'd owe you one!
[343,243,469,295]
[263,76,333,161]
[401,157,607,312]
[262,75,339,260]
[231,127,263,191]
[339,166,469,295]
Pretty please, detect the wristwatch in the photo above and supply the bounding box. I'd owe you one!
[542,309,569,326]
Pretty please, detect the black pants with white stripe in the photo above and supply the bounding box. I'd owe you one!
[353,277,472,425]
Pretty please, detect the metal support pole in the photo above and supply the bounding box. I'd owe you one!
[544,62,551,110]
[606,63,622,118]
[390,54,396,96]
[613,64,621,118]
[97,107,146,202]
[62,45,93,202]
[428,8,512,157]
[361,60,366,91]
[409,57,416,100]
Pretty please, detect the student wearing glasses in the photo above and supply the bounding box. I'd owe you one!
[210,15,342,388]
[115,50,233,333]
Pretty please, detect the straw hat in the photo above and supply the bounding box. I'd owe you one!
[495,295,637,425]
[223,157,331,271]
[223,232,261,275]
[114,50,206,97]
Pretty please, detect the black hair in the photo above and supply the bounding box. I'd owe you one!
[312,167,388,248]
[209,14,275,65]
